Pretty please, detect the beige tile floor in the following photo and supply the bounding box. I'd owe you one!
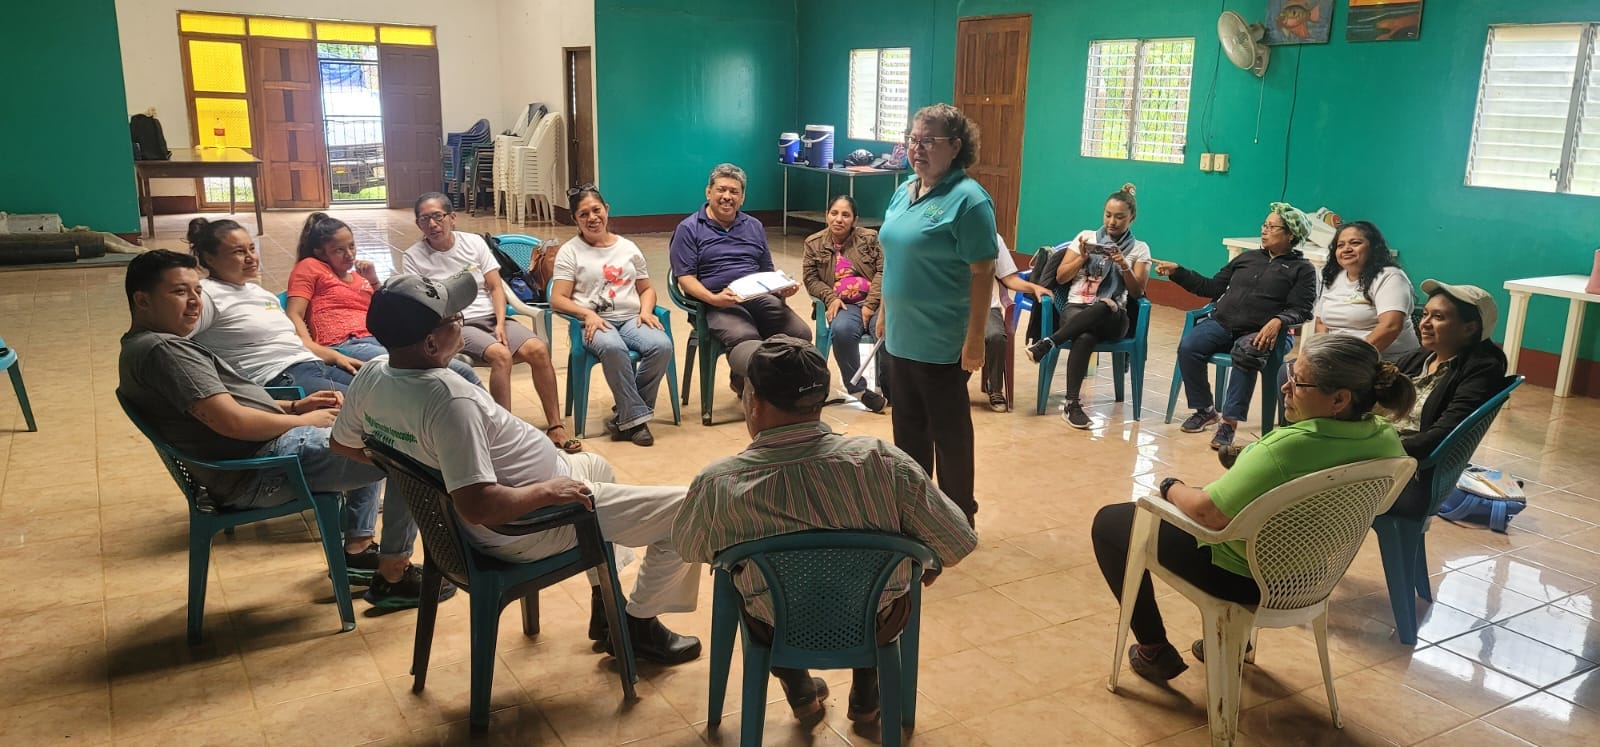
[1,206,1597,746]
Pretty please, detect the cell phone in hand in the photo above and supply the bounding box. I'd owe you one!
[1085,243,1117,256]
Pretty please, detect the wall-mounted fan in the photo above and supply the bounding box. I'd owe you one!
[1218,11,1270,77]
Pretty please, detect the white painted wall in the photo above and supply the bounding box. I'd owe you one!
[115,0,506,196]
[493,0,598,187]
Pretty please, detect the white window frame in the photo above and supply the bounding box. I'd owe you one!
[1465,22,1600,196]
[848,47,911,143]
[1081,37,1195,164]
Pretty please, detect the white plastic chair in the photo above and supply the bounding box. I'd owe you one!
[1107,456,1416,746]
[492,108,542,219]
[510,113,564,224]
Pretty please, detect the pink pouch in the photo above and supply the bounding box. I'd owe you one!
[1588,249,1600,295]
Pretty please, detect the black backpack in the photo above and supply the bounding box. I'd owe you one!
[483,233,541,303]
[130,114,171,160]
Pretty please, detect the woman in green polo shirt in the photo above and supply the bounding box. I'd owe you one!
[877,103,998,527]
[1090,335,1415,683]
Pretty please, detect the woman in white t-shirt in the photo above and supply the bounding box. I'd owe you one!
[549,186,674,446]
[1025,184,1152,429]
[1313,221,1419,361]
[185,218,353,394]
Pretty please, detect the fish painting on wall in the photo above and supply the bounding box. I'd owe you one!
[1266,0,1334,45]
[1347,0,1423,42]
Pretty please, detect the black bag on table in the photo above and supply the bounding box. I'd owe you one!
[130,114,171,161]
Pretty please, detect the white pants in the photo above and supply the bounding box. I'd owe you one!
[483,452,701,618]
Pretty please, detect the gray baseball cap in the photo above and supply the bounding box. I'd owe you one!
[729,335,831,412]
[367,271,477,349]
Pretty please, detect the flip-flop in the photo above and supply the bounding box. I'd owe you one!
[544,425,583,453]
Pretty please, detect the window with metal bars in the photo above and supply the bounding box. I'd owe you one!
[1466,23,1600,196]
[1081,38,1195,164]
[848,47,911,143]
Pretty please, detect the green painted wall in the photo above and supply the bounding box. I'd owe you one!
[0,0,140,233]
[594,0,800,216]
[792,0,1600,361]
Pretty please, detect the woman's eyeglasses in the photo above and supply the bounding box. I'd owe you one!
[1284,360,1320,391]
[903,136,954,150]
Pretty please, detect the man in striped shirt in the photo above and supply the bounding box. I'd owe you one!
[672,336,977,724]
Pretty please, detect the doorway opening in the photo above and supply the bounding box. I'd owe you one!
[319,43,386,204]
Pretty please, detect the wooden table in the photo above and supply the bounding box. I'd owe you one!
[780,163,905,235]
[1502,275,1599,398]
[135,148,263,237]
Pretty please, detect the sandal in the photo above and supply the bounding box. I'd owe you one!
[544,424,583,453]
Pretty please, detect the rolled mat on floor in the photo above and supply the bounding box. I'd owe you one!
[0,231,124,265]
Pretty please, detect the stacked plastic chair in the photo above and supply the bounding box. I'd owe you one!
[492,104,547,218]
[510,113,566,224]
[443,118,492,209]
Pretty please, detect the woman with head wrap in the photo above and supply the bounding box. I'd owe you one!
[1151,203,1319,449]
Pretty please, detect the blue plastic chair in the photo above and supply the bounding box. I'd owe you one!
[0,336,36,431]
[363,438,638,733]
[117,387,356,644]
[1163,303,1290,436]
[707,530,937,747]
[493,234,555,345]
[1034,296,1151,417]
[668,278,725,425]
[550,280,681,438]
[1373,375,1522,645]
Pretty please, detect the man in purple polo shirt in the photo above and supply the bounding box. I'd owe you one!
[670,163,811,383]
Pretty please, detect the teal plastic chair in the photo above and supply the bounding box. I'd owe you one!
[668,278,724,425]
[1163,303,1290,435]
[1373,375,1522,645]
[493,233,555,344]
[362,439,638,734]
[117,387,356,644]
[0,336,36,431]
[809,296,877,363]
[550,280,681,437]
[1034,296,1151,417]
[707,530,937,747]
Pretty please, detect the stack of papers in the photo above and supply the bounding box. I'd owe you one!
[728,271,797,302]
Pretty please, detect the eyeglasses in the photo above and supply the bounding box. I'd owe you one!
[566,183,598,198]
[1261,223,1287,233]
[416,211,452,225]
[1284,360,1320,391]
[904,136,954,150]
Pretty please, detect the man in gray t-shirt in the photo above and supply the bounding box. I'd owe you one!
[118,250,447,610]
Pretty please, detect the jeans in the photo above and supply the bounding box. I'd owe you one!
[234,426,413,556]
[886,352,976,517]
[1176,318,1292,422]
[1090,502,1259,646]
[336,335,483,386]
[829,303,884,394]
[586,319,673,429]
[267,360,353,394]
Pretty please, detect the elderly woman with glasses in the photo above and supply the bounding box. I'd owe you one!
[549,185,674,446]
[402,192,580,453]
[876,103,998,528]
[1152,203,1319,450]
[1091,335,1413,683]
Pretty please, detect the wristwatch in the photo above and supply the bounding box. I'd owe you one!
[1159,477,1183,500]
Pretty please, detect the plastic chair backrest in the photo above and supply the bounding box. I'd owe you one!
[363,439,475,588]
[495,233,539,270]
[1129,296,1152,341]
[668,277,699,315]
[713,530,937,666]
[1420,375,1523,516]
[1230,457,1417,610]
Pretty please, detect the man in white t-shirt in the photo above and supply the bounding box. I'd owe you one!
[977,235,1052,412]
[330,271,703,665]
[401,192,580,454]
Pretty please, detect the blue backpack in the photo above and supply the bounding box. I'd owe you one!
[1437,466,1525,533]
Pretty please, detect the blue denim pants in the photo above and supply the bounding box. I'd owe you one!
[585,319,673,430]
[336,335,483,386]
[266,360,353,394]
[1176,318,1292,422]
[235,426,415,557]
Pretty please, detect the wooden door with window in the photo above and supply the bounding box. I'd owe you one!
[954,15,1031,250]
[249,37,328,208]
[379,45,444,209]
[565,47,597,190]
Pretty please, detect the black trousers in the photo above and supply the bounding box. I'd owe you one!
[1050,302,1129,400]
[705,295,812,351]
[885,352,976,517]
[1090,502,1260,646]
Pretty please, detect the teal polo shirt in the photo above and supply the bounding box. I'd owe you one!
[1203,415,1406,577]
[879,169,998,364]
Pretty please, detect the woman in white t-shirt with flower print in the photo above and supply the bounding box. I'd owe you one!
[550,186,674,447]
[1313,221,1420,361]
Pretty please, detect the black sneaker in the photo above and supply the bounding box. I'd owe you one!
[859,389,888,413]
[1128,643,1189,683]
[1062,400,1092,430]
[1190,638,1252,663]
[1026,339,1053,363]
[1210,422,1236,450]
[1180,408,1219,433]
[363,564,457,610]
[629,423,655,446]
[344,544,380,586]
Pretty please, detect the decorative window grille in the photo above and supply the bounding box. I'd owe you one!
[1466,23,1600,196]
[1082,38,1195,164]
[849,47,911,143]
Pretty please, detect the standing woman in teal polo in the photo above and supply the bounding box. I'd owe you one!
[877,103,998,527]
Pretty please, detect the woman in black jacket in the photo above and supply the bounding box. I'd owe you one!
[1385,280,1508,517]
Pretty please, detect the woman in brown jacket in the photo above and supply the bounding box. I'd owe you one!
[801,195,887,412]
